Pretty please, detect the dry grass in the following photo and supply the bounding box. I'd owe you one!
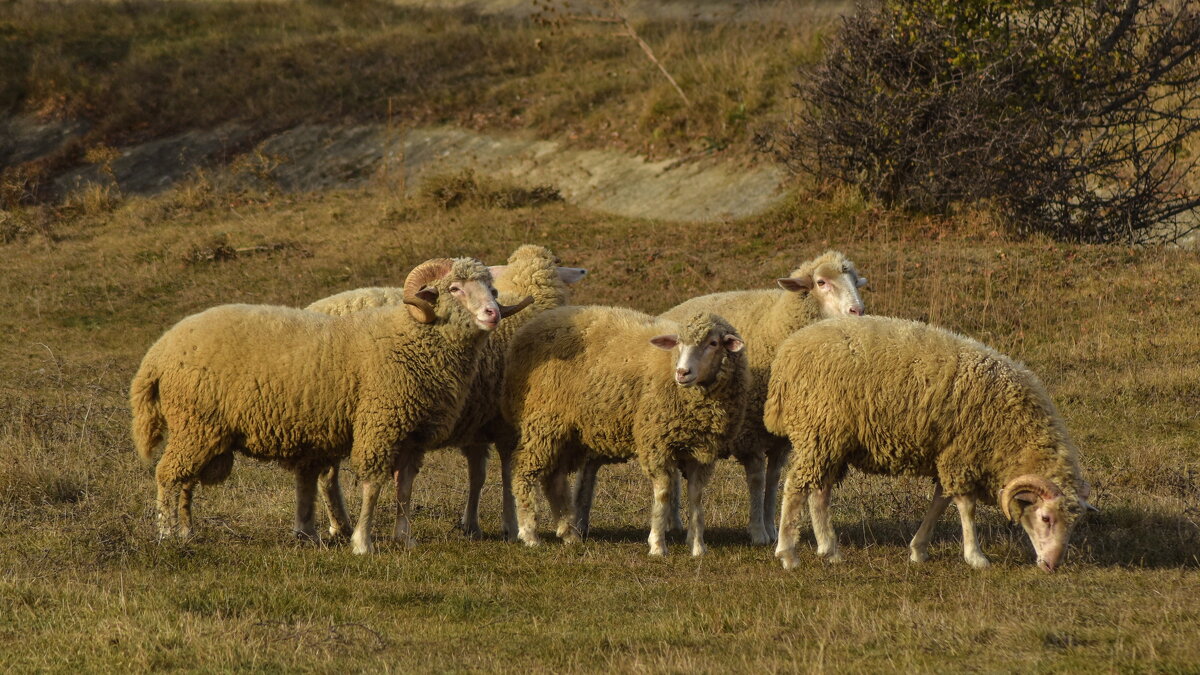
[1,1,1198,670]
[1,179,1198,670]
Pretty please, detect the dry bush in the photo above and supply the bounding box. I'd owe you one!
[419,168,562,210]
[763,0,1200,244]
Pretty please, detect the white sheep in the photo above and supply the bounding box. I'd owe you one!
[764,315,1097,571]
[304,245,586,542]
[130,257,530,554]
[502,308,749,556]
[573,250,867,544]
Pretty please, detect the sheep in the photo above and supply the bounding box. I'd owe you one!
[303,245,587,542]
[763,315,1097,572]
[129,257,531,554]
[572,250,867,544]
[502,307,749,556]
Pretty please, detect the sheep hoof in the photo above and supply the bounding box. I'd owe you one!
[460,522,483,540]
[776,551,799,570]
[691,543,707,557]
[351,533,373,555]
[519,531,541,547]
[328,525,353,540]
[648,543,667,556]
[749,530,772,546]
[823,551,844,564]
[909,548,930,564]
[966,554,991,569]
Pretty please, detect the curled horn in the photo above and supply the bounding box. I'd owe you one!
[999,474,1063,521]
[498,295,534,319]
[403,258,454,324]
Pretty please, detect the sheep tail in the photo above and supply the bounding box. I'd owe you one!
[130,363,165,461]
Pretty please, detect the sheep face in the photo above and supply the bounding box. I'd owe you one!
[412,258,531,331]
[1002,474,1083,572]
[1013,494,1076,573]
[489,245,588,298]
[777,251,867,318]
[650,314,745,388]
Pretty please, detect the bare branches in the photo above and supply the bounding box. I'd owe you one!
[762,0,1200,244]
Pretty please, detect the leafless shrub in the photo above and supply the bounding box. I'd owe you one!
[762,0,1200,244]
[419,168,561,210]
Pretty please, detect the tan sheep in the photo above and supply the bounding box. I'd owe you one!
[130,258,529,554]
[502,308,749,556]
[573,250,867,544]
[305,245,586,542]
[764,315,1097,572]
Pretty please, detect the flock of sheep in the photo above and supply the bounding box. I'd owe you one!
[130,245,1097,572]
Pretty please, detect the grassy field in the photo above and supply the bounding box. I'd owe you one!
[2,0,1200,672]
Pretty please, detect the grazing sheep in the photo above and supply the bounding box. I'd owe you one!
[764,315,1097,572]
[305,245,587,542]
[573,250,867,544]
[503,308,749,556]
[130,257,530,554]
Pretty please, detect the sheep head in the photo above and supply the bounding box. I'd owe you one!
[489,245,588,301]
[650,313,745,388]
[777,250,867,318]
[403,257,530,330]
[1000,474,1086,573]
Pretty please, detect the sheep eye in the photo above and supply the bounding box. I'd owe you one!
[816,279,827,287]
[450,285,462,293]
[1041,515,1051,524]
[492,289,498,298]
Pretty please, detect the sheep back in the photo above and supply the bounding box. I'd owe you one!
[503,306,748,467]
[765,315,1085,505]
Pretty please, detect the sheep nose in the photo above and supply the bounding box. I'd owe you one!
[482,306,498,321]
[676,368,691,380]
[848,305,863,316]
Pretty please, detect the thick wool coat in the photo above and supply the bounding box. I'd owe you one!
[764,315,1087,508]
[501,307,749,474]
[130,258,494,485]
[661,250,864,463]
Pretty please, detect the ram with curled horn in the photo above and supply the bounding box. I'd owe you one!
[303,246,583,544]
[130,256,528,555]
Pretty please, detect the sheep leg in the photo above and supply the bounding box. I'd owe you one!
[739,451,771,546]
[682,460,713,557]
[774,474,807,570]
[318,464,353,539]
[514,426,566,547]
[954,495,990,569]
[351,479,383,555]
[908,483,951,563]
[763,445,789,542]
[573,457,601,539]
[155,481,180,539]
[647,468,673,556]
[545,466,579,544]
[393,453,422,548]
[293,466,321,542]
[808,483,843,563]
[669,467,684,534]
[176,482,196,539]
[498,446,519,542]
[460,444,487,539]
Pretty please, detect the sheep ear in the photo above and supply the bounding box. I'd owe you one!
[649,335,680,350]
[416,288,438,303]
[856,276,869,288]
[777,276,811,293]
[488,265,510,283]
[1081,499,1099,513]
[723,335,745,353]
[556,267,587,284]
